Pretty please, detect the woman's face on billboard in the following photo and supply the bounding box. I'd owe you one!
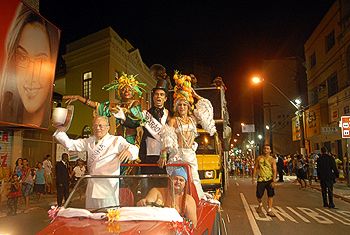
[15,22,52,114]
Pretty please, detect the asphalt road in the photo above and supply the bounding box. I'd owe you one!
[221,176,350,235]
[0,176,349,235]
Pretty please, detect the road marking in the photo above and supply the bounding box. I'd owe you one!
[249,205,272,221]
[273,206,298,223]
[235,182,239,186]
[286,207,311,223]
[226,213,231,223]
[240,193,262,235]
[297,207,333,224]
[316,209,350,225]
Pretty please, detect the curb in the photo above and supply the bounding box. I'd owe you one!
[310,186,350,204]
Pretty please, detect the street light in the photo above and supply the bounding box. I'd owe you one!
[251,76,306,156]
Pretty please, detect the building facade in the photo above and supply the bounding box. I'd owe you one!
[304,0,350,157]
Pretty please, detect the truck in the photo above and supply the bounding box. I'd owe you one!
[168,84,232,197]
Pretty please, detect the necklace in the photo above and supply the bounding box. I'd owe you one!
[176,117,195,148]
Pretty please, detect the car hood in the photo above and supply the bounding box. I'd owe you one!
[37,217,176,235]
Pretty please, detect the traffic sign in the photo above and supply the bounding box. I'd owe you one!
[341,116,350,138]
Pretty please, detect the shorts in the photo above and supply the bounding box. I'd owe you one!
[256,180,275,199]
[34,184,45,194]
[22,183,33,197]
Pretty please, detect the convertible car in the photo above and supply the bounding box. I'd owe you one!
[37,164,224,235]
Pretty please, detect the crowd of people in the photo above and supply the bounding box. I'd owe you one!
[2,155,87,215]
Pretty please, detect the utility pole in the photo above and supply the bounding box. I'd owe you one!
[298,107,306,156]
[263,102,279,153]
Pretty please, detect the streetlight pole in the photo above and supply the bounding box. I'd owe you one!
[252,76,306,156]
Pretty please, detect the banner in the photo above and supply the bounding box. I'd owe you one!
[0,1,60,129]
[0,130,13,180]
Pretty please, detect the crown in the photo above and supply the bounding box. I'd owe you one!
[102,72,146,100]
[173,71,194,110]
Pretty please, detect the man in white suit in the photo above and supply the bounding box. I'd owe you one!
[53,116,139,209]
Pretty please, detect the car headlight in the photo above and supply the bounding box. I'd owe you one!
[204,170,214,179]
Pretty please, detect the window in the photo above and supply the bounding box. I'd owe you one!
[310,52,316,68]
[325,30,335,52]
[83,72,92,99]
[327,74,338,97]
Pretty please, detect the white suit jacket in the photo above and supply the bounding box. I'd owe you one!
[53,131,139,209]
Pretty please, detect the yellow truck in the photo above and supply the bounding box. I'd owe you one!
[195,128,224,192]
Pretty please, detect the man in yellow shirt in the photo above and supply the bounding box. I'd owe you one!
[252,145,277,217]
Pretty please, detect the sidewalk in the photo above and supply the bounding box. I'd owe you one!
[0,193,57,218]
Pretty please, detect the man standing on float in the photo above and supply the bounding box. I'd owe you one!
[140,78,170,174]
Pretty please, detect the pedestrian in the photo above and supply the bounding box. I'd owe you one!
[296,155,307,189]
[139,78,170,175]
[43,154,53,194]
[158,72,217,200]
[55,153,70,207]
[53,115,139,208]
[21,158,33,213]
[317,147,339,208]
[276,154,284,182]
[252,144,277,217]
[34,162,46,200]
[7,174,21,216]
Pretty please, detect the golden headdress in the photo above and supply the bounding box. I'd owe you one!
[102,72,146,100]
[173,71,194,111]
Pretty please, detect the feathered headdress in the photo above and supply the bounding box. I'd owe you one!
[102,72,146,100]
[173,70,194,111]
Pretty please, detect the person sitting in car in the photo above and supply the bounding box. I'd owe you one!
[137,167,197,228]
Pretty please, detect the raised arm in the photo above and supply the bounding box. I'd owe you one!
[63,95,99,109]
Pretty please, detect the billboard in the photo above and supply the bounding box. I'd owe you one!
[0,0,60,129]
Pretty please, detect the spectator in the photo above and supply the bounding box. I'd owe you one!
[296,155,307,189]
[21,158,33,213]
[13,158,23,179]
[7,174,21,216]
[34,162,45,200]
[43,154,53,194]
[71,159,86,186]
[56,153,70,207]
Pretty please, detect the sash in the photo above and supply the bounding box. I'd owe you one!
[142,109,168,141]
[88,135,115,172]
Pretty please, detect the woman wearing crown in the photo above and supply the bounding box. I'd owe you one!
[158,71,216,200]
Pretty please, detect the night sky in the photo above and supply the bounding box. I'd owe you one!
[39,0,335,126]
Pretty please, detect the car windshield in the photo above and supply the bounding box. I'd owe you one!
[195,132,217,154]
[64,174,175,212]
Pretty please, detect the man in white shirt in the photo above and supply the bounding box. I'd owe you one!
[53,116,139,209]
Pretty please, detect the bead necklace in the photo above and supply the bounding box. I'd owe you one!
[176,117,195,148]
